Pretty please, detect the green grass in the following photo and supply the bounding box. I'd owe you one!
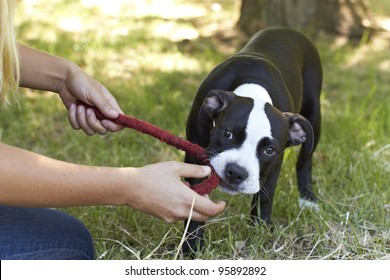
[1,0,388,259]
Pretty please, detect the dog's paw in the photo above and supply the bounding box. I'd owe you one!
[299,198,320,212]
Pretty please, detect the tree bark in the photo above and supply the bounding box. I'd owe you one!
[237,0,265,35]
[237,0,375,38]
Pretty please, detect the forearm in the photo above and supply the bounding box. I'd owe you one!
[0,143,225,221]
[0,143,129,208]
[18,44,77,93]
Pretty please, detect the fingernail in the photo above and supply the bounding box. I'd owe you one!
[202,166,211,174]
[69,104,76,111]
[77,105,84,114]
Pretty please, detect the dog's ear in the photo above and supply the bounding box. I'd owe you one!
[283,113,314,157]
[201,90,236,120]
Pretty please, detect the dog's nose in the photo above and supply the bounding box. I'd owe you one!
[225,163,248,184]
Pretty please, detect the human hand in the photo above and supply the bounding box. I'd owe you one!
[125,161,226,223]
[58,66,124,135]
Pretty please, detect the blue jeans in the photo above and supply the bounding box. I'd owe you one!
[0,206,94,260]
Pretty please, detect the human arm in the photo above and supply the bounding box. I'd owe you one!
[0,143,225,222]
[17,44,122,135]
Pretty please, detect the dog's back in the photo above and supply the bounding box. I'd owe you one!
[236,27,322,112]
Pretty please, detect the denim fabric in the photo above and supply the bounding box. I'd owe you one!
[0,206,94,260]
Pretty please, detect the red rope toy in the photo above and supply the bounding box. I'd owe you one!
[76,101,220,195]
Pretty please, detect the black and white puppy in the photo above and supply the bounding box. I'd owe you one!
[183,27,323,253]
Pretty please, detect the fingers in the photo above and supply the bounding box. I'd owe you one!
[162,194,225,223]
[172,162,212,179]
[101,119,123,132]
[89,85,123,119]
[68,104,123,135]
[168,195,225,223]
[68,104,79,130]
[130,161,225,223]
[64,71,124,135]
[190,195,226,222]
[69,104,106,135]
[168,162,225,221]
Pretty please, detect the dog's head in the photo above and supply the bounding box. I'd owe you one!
[200,89,314,195]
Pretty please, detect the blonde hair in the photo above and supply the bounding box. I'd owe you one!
[0,0,20,106]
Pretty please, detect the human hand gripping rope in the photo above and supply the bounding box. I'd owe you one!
[75,101,220,195]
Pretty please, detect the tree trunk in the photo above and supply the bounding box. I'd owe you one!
[237,0,265,35]
[237,0,375,38]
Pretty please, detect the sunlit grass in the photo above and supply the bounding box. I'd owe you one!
[1,0,388,259]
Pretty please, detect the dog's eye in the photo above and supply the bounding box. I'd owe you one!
[223,129,233,140]
[264,147,276,155]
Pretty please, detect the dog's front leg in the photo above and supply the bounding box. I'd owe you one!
[250,163,282,225]
[181,218,204,255]
[181,153,206,255]
[181,179,205,255]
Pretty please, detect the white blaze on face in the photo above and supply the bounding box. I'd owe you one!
[210,83,273,194]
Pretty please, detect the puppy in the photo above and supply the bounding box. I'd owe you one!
[184,27,322,253]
